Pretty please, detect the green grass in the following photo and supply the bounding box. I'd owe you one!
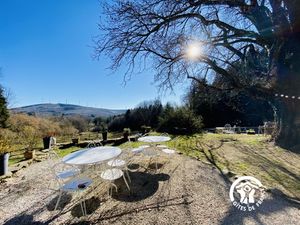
[54,146,81,158]
[9,157,24,165]
[234,162,249,171]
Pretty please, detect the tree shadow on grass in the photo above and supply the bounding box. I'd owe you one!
[219,190,300,225]
[238,146,300,198]
[194,140,232,186]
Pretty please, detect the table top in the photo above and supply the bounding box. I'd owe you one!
[138,135,171,143]
[62,146,122,165]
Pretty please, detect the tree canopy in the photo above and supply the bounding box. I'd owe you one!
[95,0,300,150]
[95,0,300,96]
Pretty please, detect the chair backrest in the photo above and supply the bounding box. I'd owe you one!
[87,140,103,148]
[87,141,96,148]
[109,148,133,166]
[161,132,170,137]
[47,149,61,168]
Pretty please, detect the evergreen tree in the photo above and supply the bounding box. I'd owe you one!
[0,86,9,128]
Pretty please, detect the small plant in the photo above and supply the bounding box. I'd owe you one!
[99,122,108,132]
[123,128,131,134]
[100,123,108,141]
[123,128,131,141]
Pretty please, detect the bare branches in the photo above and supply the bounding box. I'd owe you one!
[94,0,294,96]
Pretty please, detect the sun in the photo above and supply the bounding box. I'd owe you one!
[185,41,203,60]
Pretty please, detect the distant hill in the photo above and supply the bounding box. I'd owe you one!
[11,103,126,118]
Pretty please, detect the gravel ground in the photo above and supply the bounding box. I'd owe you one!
[0,152,299,225]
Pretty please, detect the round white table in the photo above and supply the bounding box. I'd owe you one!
[137,136,171,172]
[62,146,122,165]
[138,136,171,143]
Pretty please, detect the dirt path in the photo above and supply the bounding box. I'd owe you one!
[0,153,299,225]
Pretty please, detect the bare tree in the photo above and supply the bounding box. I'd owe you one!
[94,0,300,150]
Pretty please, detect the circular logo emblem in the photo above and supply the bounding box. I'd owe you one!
[229,176,265,211]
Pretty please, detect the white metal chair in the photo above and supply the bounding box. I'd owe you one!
[131,145,150,154]
[161,136,178,162]
[54,173,93,216]
[162,148,176,154]
[157,133,170,150]
[47,150,81,190]
[100,168,130,196]
[107,149,134,181]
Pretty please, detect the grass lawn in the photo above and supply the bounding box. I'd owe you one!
[172,133,300,199]
[120,132,300,198]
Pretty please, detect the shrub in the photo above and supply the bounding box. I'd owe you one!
[93,122,108,133]
[158,107,203,134]
[123,128,131,134]
[67,116,89,132]
[8,113,64,150]
[57,118,78,136]
[0,128,15,154]
[20,126,41,151]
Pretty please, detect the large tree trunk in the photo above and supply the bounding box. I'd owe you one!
[276,100,300,152]
[274,23,300,152]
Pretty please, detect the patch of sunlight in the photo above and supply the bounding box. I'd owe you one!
[54,146,81,158]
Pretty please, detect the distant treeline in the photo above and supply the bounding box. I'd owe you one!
[95,100,203,135]
[94,90,273,134]
[98,88,274,133]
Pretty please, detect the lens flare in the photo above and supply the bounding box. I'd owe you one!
[185,42,202,60]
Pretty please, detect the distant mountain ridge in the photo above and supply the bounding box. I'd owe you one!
[11,103,126,118]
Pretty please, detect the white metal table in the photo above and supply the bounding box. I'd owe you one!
[138,136,171,143]
[62,146,122,165]
[137,136,171,171]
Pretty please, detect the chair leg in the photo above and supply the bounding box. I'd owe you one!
[122,175,130,191]
[111,182,118,193]
[147,157,152,171]
[54,190,63,210]
[83,200,87,216]
[125,169,131,183]
[80,201,85,216]
[108,186,111,197]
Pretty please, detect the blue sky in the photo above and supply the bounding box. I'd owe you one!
[0,0,188,109]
